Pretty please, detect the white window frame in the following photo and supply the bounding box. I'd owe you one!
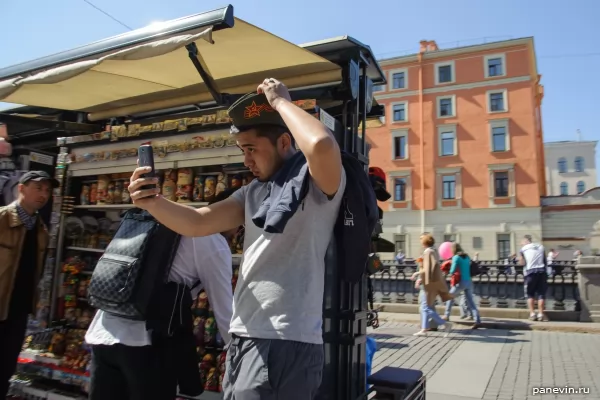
[388,170,412,210]
[435,60,455,85]
[487,163,516,208]
[388,68,408,91]
[391,101,409,123]
[436,94,456,118]
[437,124,458,157]
[391,129,409,160]
[489,118,510,152]
[484,53,507,79]
[487,89,509,113]
[436,167,462,209]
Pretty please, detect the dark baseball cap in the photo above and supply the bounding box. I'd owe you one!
[19,171,60,188]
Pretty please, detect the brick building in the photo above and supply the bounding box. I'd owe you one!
[368,37,546,259]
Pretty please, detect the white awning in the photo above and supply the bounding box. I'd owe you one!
[0,18,341,121]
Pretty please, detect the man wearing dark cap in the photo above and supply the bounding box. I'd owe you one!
[0,171,57,397]
[127,78,345,399]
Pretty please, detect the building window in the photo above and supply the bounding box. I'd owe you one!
[437,95,456,118]
[392,72,405,89]
[473,236,483,250]
[435,61,455,85]
[492,126,507,152]
[488,90,507,113]
[394,234,406,253]
[444,234,457,242]
[388,68,408,91]
[577,181,586,194]
[497,234,511,259]
[394,178,406,201]
[494,171,509,197]
[393,132,408,160]
[558,158,567,173]
[489,119,510,153]
[560,182,568,195]
[484,53,506,78]
[442,175,456,199]
[575,156,584,172]
[438,66,452,83]
[392,102,408,122]
[373,84,386,92]
[440,131,456,156]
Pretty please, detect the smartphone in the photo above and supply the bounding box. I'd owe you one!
[138,145,156,192]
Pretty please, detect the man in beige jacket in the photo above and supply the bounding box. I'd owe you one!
[0,171,57,397]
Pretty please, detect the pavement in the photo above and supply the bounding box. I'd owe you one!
[369,319,600,400]
[377,312,600,334]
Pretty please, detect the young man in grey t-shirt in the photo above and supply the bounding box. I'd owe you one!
[127,78,345,400]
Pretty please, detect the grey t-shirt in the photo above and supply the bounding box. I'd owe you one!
[231,168,346,344]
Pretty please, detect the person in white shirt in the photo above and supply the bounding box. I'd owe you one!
[546,248,559,276]
[85,190,237,400]
[395,250,405,264]
[519,235,548,322]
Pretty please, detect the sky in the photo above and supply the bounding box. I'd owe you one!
[1,0,599,176]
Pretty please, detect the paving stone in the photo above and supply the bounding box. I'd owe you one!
[368,321,600,400]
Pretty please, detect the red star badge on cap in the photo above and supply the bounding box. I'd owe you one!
[244,102,263,119]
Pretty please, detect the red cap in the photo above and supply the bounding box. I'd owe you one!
[369,167,386,182]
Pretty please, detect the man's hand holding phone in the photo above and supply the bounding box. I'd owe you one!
[128,164,161,209]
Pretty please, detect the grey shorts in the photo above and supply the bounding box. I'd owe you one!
[222,335,323,400]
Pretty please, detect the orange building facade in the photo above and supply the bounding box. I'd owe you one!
[368,38,546,259]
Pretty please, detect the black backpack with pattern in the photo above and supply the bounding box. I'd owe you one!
[87,208,181,320]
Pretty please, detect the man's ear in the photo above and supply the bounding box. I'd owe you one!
[280,132,293,152]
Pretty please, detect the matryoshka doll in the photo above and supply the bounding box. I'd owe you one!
[215,173,228,197]
[106,180,115,204]
[192,176,204,202]
[230,174,242,189]
[162,169,177,202]
[203,176,216,203]
[80,185,90,205]
[90,183,98,205]
[176,168,193,203]
[96,175,110,205]
[204,368,219,391]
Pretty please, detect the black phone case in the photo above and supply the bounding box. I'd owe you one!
[138,145,156,191]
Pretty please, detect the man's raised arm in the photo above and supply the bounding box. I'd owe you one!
[127,166,244,237]
[259,79,342,196]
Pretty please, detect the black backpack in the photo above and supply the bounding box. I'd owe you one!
[88,208,181,320]
[470,260,482,277]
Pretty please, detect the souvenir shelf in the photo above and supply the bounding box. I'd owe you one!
[13,115,260,398]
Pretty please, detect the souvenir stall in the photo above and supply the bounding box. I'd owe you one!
[0,4,405,399]
[13,101,315,399]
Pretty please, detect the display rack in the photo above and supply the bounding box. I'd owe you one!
[14,111,267,397]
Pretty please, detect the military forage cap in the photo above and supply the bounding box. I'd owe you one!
[227,92,287,134]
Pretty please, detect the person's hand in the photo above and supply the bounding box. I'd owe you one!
[128,162,161,209]
[410,272,420,281]
[414,279,422,290]
[257,78,291,111]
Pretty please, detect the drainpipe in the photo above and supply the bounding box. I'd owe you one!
[418,51,425,232]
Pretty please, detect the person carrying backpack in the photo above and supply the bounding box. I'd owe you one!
[127,79,350,400]
[85,189,238,400]
[442,242,481,329]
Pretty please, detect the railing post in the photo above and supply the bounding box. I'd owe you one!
[576,256,600,322]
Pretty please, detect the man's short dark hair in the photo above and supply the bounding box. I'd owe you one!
[236,124,295,147]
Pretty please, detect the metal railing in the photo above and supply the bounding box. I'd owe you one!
[370,260,580,311]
